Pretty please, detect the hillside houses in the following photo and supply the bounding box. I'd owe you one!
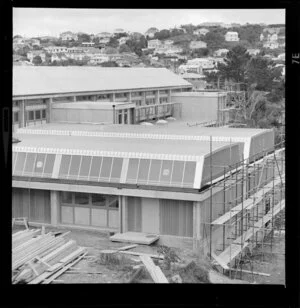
[247,49,260,56]
[214,49,229,57]
[145,27,159,38]
[263,41,279,49]
[148,39,161,49]
[193,28,209,36]
[225,31,239,42]
[26,50,46,63]
[95,32,113,39]
[189,41,207,49]
[60,31,78,41]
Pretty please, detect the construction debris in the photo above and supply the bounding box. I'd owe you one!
[12,228,87,284]
[140,255,169,283]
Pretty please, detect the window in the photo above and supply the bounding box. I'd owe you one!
[74,192,89,205]
[59,155,72,178]
[43,154,56,177]
[23,153,36,175]
[28,111,34,121]
[148,159,162,184]
[68,155,81,179]
[182,161,196,187]
[91,194,106,206]
[61,192,73,204]
[171,161,184,186]
[160,160,173,184]
[126,158,139,183]
[13,112,19,123]
[35,110,41,120]
[137,159,150,184]
[89,156,102,181]
[42,109,46,119]
[123,109,128,124]
[108,196,119,208]
[110,158,123,182]
[78,156,92,179]
[118,110,122,124]
[33,153,46,176]
[99,157,113,180]
[14,152,26,175]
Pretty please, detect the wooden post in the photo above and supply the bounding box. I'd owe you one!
[50,191,60,226]
[193,201,201,250]
[121,196,128,233]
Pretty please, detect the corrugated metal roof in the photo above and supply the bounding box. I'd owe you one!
[13,66,192,97]
[13,132,235,159]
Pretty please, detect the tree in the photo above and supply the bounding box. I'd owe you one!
[32,55,43,65]
[100,61,119,67]
[218,45,251,83]
[78,33,91,42]
[15,45,31,57]
[119,44,131,53]
[203,31,225,50]
[154,29,171,40]
[246,56,274,91]
[107,37,119,48]
[191,48,209,58]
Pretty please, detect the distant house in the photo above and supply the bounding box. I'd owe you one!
[189,41,207,49]
[129,32,143,40]
[95,32,112,39]
[81,42,95,47]
[45,46,68,54]
[51,53,69,62]
[187,57,215,70]
[263,41,279,49]
[164,40,174,46]
[180,72,206,90]
[148,39,162,49]
[27,50,46,63]
[193,28,209,36]
[118,37,130,45]
[60,31,78,41]
[247,49,260,56]
[178,64,203,74]
[220,23,232,29]
[260,33,264,41]
[98,38,110,44]
[213,49,229,57]
[88,54,110,65]
[145,27,159,38]
[268,33,278,42]
[114,28,125,35]
[154,45,183,55]
[67,53,89,61]
[263,27,281,34]
[225,32,239,42]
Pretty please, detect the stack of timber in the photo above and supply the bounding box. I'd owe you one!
[12,229,87,284]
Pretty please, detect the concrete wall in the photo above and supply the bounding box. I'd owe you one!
[171,93,220,123]
[51,108,114,124]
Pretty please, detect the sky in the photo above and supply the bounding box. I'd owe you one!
[13,8,285,37]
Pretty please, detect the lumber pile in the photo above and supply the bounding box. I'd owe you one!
[12,229,87,284]
[140,255,169,283]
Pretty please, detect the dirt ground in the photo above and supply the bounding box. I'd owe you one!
[12,225,285,284]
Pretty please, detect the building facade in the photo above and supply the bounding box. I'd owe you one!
[225,32,239,42]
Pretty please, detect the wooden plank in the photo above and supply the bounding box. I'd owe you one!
[140,255,168,283]
[229,268,270,277]
[211,252,229,270]
[116,244,138,251]
[110,232,159,245]
[118,250,164,260]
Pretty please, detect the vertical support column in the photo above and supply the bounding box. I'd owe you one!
[50,191,60,226]
[121,196,128,233]
[142,92,146,105]
[118,195,122,233]
[193,201,201,251]
[46,97,52,123]
[127,92,132,102]
[128,108,132,124]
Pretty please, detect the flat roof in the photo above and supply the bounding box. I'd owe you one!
[172,91,227,97]
[52,101,135,110]
[18,123,272,139]
[13,131,236,160]
[13,67,192,97]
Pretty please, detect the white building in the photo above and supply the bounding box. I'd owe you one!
[26,50,46,63]
[95,32,113,39]
[225,32,239,42]
[214,49,229,57]
[189,41,207,49]
[187,58,215,70]
[268,33,278,42]
[260,33,264,41]
[45,46,68,54]
[263,42,279,49]
[82,42,95,47]
[178,64,203,74]
[60,32,78,41]
[118,37,130,45]
[193,28,209,36]
[148,39,162,49]
[247,49,261,56]
[88,54,110,65]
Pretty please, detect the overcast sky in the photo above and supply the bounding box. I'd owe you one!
[13,8,285,37]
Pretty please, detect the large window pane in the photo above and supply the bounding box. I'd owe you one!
[171,161,184,186]
[107,195,119,208]
[148,159,162,184]
[137,159,150,184]
[183,161,196,187]
[33,153,46,176]
[23,153,36,175]
[43,154,56,177]
[14,152,26,175]
[91,194,106,207]
[61,191,73,204]
[159,160,173,184]
[12,152,17,173]
[99,157,113,181]
[68,155,81,179]
[78,156,92,179]
[74,192,89,205]
[59,155,71,178]
[110,158,123,182]
[126,158,139,183]
[89,157,102,181]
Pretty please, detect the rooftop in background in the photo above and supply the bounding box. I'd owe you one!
[13,66,192,97]
[52,101,135,110]
[17,122,272,139]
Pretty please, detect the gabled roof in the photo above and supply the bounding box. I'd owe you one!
[13,67,192,97]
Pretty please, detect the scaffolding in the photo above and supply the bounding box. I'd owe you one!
[201,136,285,281]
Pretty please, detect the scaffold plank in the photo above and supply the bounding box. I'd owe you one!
[211,177,284,225]
[216,199,285,265]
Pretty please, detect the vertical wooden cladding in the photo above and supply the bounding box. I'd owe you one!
[12,188,51,223]
[127,197,142,232]
[159,199,193,237]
